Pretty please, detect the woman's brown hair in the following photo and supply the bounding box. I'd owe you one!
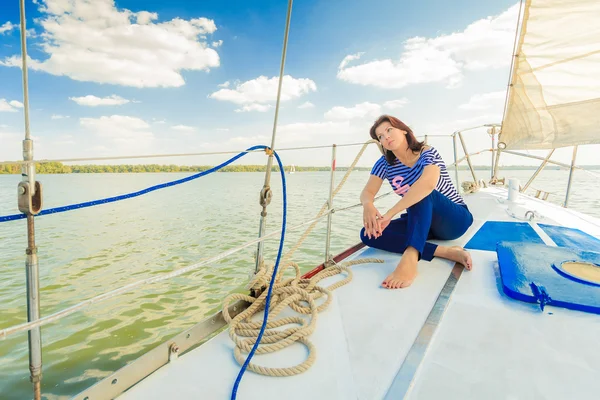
[370,115,424,165]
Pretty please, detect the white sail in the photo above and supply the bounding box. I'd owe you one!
[500,0,600,150]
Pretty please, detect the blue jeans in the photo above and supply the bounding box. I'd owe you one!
[360,190,474,261]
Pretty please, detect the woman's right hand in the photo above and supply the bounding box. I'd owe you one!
[363,203,383,239]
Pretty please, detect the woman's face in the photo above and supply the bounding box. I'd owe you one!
[374,121,407,152]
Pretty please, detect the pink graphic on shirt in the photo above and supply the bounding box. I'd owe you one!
[392,175,410,195]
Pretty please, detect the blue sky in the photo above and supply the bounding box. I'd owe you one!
[0,0,597,167]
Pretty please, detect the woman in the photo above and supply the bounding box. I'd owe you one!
[360,115,474,289]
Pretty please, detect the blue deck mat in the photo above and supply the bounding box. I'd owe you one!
[538,223,600,253]
[496,241,600,314]
[465,221,544,252]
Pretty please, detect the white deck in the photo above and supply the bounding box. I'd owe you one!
[119,188,600,400]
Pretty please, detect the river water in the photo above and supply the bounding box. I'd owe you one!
[0,168,598,399]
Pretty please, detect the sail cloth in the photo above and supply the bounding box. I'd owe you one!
[500,0,600,150]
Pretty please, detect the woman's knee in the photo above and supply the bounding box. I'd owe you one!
[407,190,435,212]
[432,209,474,240]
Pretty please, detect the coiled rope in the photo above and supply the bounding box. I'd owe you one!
[223,257,383,377]
[228,139,381,399]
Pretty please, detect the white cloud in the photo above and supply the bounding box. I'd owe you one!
[383,99,409,109]
[70,95,130,106]
[171,125,196,132]
[212,40,223,48]
[337,4,518,89]
[152,118,166,124]
[51,114,69,119]
[0,22,15,34]
[0,22,35,37]
[324,102,381,120]
[338,52,364,70]
[81,115,149,130]
[209,75,317,105]
[136,11,157,25]
[298,101,315,109]
[0,98,22,112]
[0,0,220,88]
[459,90,505,111]
[235,103,273,113]
[80,115,152,142]
[218,81,230,88]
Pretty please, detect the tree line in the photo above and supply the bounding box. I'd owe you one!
[3,162,597,175]
[0,162,372,174]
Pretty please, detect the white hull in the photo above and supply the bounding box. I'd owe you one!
[118,187,600,399]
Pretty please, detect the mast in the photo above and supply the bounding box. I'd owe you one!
[254,0,294,277]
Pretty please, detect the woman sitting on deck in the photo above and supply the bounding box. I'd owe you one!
[360,115,474,289]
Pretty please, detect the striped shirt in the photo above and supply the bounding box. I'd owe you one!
[370,146,466,206]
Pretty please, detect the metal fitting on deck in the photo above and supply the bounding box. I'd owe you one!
[259,186,272,208]
[489,177,506,186]
[168,343,180,362]
[18,181,43,215]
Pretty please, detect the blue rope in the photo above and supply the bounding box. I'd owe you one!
[0,146,265,223]
[1,145,288,399]
[230,150,287,400]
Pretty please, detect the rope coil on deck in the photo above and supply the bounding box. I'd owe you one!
[461,179,489,194]
[223,257,383,376]
[461,181,480,193]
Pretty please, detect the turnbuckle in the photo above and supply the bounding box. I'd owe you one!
[18,180,43,215]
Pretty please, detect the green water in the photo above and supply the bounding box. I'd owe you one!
[0,169,598,399]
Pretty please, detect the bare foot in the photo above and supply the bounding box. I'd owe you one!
[382,256,418,289]
[445,246,473,270]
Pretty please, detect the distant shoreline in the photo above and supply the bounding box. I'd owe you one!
[1,162,599,174]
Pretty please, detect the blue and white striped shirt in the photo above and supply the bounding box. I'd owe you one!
[370,146,465,206]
